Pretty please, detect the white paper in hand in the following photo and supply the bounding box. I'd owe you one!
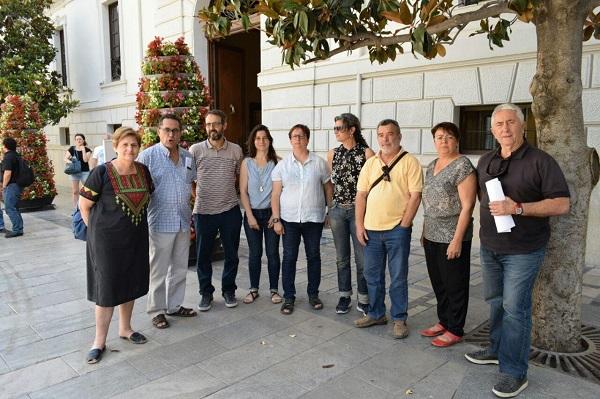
[485,178,515,233]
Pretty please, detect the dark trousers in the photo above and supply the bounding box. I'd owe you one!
[281,220,323,300]
[243,208,281,291]
[194,205,242,295]
[423,238,471,336]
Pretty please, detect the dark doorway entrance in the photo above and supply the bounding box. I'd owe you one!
[209,29,261,149]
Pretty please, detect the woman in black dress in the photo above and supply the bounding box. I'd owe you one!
[79,127,154,364]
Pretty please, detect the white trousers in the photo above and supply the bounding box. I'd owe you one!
[147,230,190,317]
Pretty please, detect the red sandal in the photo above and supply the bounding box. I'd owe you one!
[431,331,462,347]
[419,323,446,337]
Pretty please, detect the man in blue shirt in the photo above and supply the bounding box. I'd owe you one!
[137,114,197,329]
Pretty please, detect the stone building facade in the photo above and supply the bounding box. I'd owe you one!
[46,0,600,264]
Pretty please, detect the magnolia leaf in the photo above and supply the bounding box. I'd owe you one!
[298,11,309,34]
[241,14,250,31]
[399,1,412,25]
[583,25,594,41]
[257,3,279,19]
[517,9,534,23]
[509,0,529,13]
[594,26,600,41]
[427,15,447,27]
[436,43,446,57]
[386,45,397,61]
[381,11,405,24]
[420,0,438,20]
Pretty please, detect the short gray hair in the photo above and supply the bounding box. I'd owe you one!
[491,103,525,125]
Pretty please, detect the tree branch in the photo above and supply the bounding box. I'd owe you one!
[305,1,516,63]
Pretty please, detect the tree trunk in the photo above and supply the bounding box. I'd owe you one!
[530,0,599,353]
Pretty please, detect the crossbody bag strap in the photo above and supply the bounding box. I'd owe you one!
[367,151,408,197]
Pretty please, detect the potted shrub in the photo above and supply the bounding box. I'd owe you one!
[0,95,57,210]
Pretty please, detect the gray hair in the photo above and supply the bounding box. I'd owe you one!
[491,103,525,125]
[377,119,401,135]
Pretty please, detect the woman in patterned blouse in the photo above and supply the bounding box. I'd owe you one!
[79,127,154,364]
[326,113,375,315]
[420,122,477,347]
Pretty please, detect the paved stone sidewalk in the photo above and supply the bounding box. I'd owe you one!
[1,189,599,398]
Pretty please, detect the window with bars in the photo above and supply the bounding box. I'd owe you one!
[58,29,68,86]
[108,2,121,81]
[458,104,537,153]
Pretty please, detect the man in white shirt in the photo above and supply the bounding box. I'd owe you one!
[89,133,112,169]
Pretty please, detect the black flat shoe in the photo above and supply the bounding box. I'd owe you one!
[119,331,147,344]
[86,347,105,364]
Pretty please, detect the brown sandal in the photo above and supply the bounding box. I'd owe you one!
[152,314,169,329]
[271,291,283,304]
[168,306,197,317]
[243,291,259,304]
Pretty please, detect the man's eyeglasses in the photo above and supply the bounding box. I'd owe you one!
[160,127,181,135]
[486,156,511,178]
[382,165,391,182]
[291,134,306,140]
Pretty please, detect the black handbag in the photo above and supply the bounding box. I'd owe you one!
[64,149,82,175]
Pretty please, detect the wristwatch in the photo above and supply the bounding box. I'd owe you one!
[515,202,523,215]
[272,218,280,223]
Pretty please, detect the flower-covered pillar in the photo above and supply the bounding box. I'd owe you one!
[0,95,57,204]
[136,37,211,147]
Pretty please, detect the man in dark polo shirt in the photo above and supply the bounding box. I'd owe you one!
[465,103,570,398]
[1,138,24,238]
[189,109,243,311]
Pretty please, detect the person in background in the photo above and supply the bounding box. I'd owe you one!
[89,133,113,169]
[1,138,24,238]
[271,124,332,315]
[137,114,198,329]
[65,133,92,208]
[420,122,476,347]
[327,113,374,315]
[79,127,153,364]
[239,124,282,305]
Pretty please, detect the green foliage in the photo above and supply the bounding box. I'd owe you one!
[0,0,78,125]
[197,0,571,67]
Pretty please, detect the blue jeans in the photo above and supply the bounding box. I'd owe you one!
[281,220,323,300]
[243,208,281,291]
[364,225,411,321]
[2,183,23,233]
[481,245,546,379]
[194,205,242,295]
[329,204,368,302]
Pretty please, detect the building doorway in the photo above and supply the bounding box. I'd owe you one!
[208,28,261,149]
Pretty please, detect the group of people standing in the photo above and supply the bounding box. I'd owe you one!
[79,102,569,398]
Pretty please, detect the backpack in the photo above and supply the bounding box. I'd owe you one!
[16,156,35,187]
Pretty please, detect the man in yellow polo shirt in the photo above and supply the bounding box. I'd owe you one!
[354,119,423,339]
